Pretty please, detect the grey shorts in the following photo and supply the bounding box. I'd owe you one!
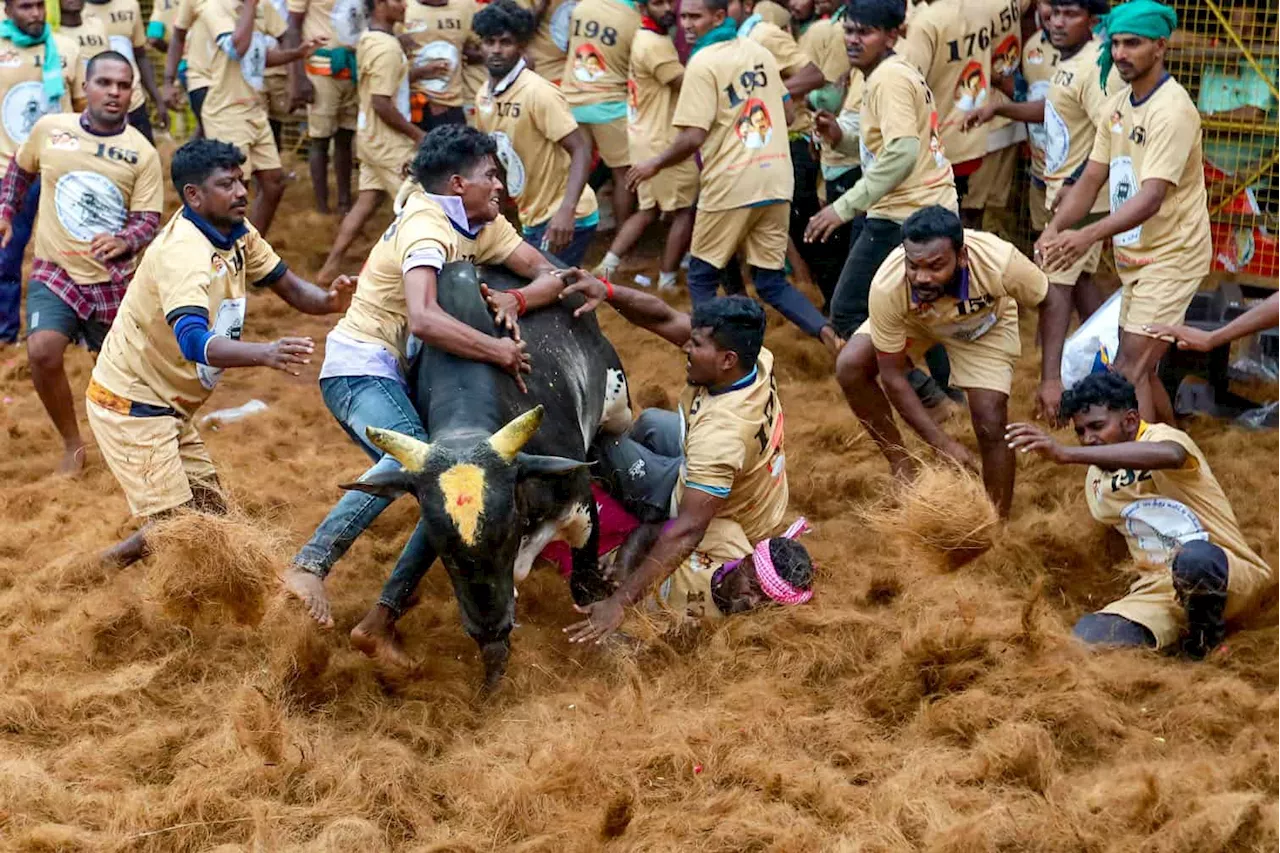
[26,279,110,351]
[593,408,683,522]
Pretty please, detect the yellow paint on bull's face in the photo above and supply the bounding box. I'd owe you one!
[438,464,486,546]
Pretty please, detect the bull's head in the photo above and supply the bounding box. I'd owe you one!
[340,406,587,687]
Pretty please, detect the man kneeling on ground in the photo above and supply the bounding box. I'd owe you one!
[1006,372,1275,657]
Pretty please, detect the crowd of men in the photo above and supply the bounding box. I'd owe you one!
[0,0,1274,668]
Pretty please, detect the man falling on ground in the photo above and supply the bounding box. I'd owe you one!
[285,0,362,214]
[187,0,326,235]
[283,125,577,638]
[594,0,697,290]
[314,0,429,281]
[0,52,162,476]
[86,138,353,567]
[836,205,1069,517]
[1007,372,1275,657]
[1036,0,1209,425]
[0,0,81,346]
[473,0,600,266]
[628,0,840,353]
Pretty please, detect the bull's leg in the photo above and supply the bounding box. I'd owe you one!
[569,497,611,606]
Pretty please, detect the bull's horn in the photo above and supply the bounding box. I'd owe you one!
[365,426,431,472]
[488,406,544,462]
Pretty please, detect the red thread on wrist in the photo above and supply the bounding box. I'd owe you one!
[604,279,615,301]
[512,289,527,316]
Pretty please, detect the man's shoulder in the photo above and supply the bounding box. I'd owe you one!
[964,228,1018,275]
[1150,76,1198,117]
[870,54,922,92]
[868,245,908,298]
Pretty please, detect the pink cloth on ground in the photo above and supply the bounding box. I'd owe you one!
[541,484,642,577]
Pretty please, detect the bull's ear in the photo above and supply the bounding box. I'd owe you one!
[339,467,414,498]
[516,453,590,478]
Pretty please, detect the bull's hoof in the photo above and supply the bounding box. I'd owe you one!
[480,641,509,693]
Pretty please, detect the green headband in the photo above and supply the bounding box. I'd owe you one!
[1097,0,1177,91]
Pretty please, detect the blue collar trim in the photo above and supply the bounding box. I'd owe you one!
[711,364,758,395]
[181,206,247,251]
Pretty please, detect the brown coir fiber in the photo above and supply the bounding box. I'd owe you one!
[0,171,1274,850]
[146,510,284,626]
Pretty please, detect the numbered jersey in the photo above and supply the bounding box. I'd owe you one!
[0,37,80,170]
[92,211,284,417]
[859,54,956,222]
[287,0,367,51]
[403,0,474,108]
[355,29,414,172]
[674,348,788,544]
[1084,423,1271,617]
[83,0,149,112]
[1042,36,1117,212]
[559,0,640,107]
[336,188,523,362]
[671,38,792,212]
[867,229,1046,355]
[1087,77,1211,285]
[626,28,683,160]
[901,0,1020,164]
[474,66,597,230]
[516,0,573,81]
[1020,29,1058,179]
[15,113,163,284]
[196,0,288,120]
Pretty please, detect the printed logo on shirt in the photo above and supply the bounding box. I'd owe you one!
[197,296,248,389]
[331,0,368,47]
[415,41,460,93]
[2,81,55,144]
[107,34,136,64]
[1025,45,1044,65]
[1109,155,1142,246]
[626,78,639,125]
[992,33,1020,78]
[490,130,526,197]
[211,254,230,277]
[1120,497,1208,565]
[54,171,127,241]
[1026,79,1051,154]
[953,60,987,111]
[1109,109,1124,134]
[734,98,774,150]
[0,49,22,69]
[1042,98,1069,174]
[572,43,606,82]
[47,130,81,151]
[927,110,946,167]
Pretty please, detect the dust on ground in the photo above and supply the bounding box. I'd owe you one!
[0,169,1275,852]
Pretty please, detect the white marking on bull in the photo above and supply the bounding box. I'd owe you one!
[599,368,632,436]
[513,501,593,583]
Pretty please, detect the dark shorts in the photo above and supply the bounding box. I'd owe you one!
[26,280,110,351]
[417,105,466,133]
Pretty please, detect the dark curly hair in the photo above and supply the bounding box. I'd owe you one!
[171,137,246,193]
[844,0,906,30]
[1060,371,1140,419]
[409,125,498,193]
[473,0,537,43]
[690,295,767,369]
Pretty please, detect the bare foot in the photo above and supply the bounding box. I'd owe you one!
[57,444,86,477]
[351,606,414,671]
[282,567,334,628]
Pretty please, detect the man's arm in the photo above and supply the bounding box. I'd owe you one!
[1147,292,1280,351]
[543,127,593,252]
[565,489,723,643]
[878,348,978,467]
[267,269,355,314]
[1039,177,1168,274]
[228,0,259,57]
[266,37,324,67]
[783,61,824,101]
[1006,423,1189,470]
[805,136,918,242]
[135,52,168,128]
[625,126,707,190]
[284,10,312,109]
[963,97,1045,130]
[0,158,37,246]
[1035,282,1072,420]
[371,94,425,142]
[559,274,692,346]
[163,26,188,108]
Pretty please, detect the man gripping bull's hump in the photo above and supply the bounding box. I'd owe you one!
[551,278,808,644]
[282,124,587,637]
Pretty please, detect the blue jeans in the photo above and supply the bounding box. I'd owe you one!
[522,220,597,267]
[686,256,828,338]
[0,180,39,342]
[294,375,435,589]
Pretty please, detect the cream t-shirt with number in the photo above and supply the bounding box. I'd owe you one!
[403,0,474,109]
[1042,37,1118,212]
[672,38,793,212]
[857,53,956,222]
[197,0,288,121]
[84,0,149,112]
[1087,77,1211,285]
[627,28,683,161]
[1020,29,1058,180]
[356,29,414,173]
[336,190,523,362]
[560,0,640,107]
[474,66,598,229]
[16,113,163,284]
[0,38,80,170]
[92,212,285,417]
[742,18,813,134]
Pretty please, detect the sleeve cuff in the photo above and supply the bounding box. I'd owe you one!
[252,260,288,288]
[685,481,732,499]
[165,305,211,324]
[403,247,445,274]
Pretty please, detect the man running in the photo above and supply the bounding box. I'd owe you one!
[86,138,354,567]
[628,0,839,353]
[1007,372,1274,657]
[595,0,696,289]
[84,0,167,141]
[473,0,599,265]
[836,205,1069,517]
[0,0,80,345]
[1036,0,1209,424]
[0,52,163,476]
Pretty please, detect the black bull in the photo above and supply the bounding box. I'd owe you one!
[342,262,621,686]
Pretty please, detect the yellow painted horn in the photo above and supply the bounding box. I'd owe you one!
[365,427,432,472]
[488,406,544,462]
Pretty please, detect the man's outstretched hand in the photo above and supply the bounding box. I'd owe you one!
[1005,422,1069,463]
[558,271,609,317]
[481,282,522,339]
[564,596,626,644]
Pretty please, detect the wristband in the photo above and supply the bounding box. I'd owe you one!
[512,288,527,316]
[604,279,614,301]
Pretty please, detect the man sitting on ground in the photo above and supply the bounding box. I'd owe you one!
[1006,372,1275,657]
[836,205,1070,518]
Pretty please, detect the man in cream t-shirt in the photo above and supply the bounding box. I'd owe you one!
[473,0,599,265]
[1007,372,1274,658]
[84,0,167,141]
[1037,0,1209,425]
[628,0,839,353]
